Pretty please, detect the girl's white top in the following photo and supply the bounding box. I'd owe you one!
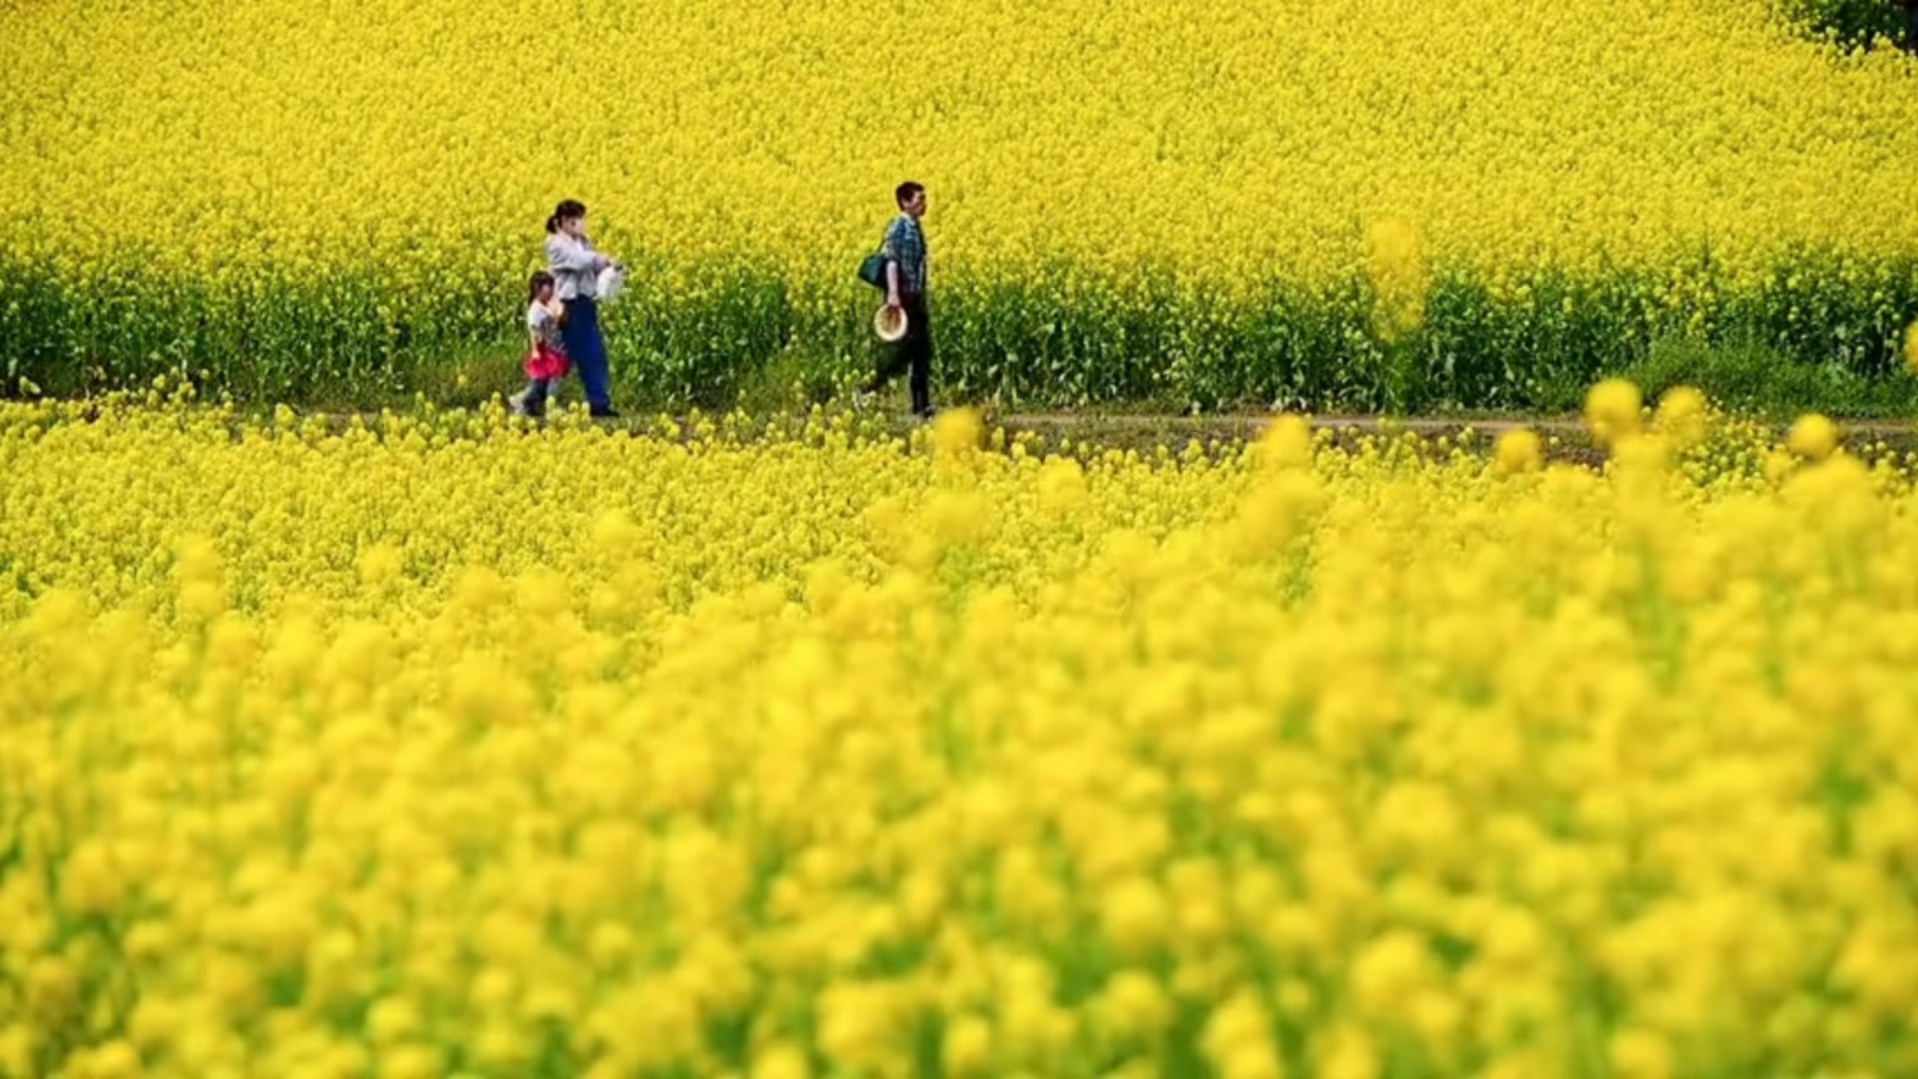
[527,301,566,352]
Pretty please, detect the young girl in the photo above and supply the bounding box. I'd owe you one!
[512,271,570,417]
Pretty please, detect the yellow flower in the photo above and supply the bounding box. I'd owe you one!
[379,1043,445,1079]
[1094,971,1174,1041]
[1348,931,1440,1017]
[749,1041,811,1079]
[366,996,424,1046]
[10,386,1918,1076]
[815,981,903,1073]
[1200,991,1283,1079]
[1584,378,1643,446]
[1652,385,1709,452]
[57,843,125,916]
[81,1040,143,1079]
[357,543,404,586]
[1786,412,1838,460]
[941,1014,994,1076]
[1257,415,1315,471]
[1100,877,1172,958]
[932,408,985,461]
[1608,1027,1675,1079]
[1364,215,1428,342]
[25,957,80,1023]
[1494,427,1543,475]
[1316,1022,1381,1079]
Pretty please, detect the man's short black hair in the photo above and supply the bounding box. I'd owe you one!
[895,181,925,207]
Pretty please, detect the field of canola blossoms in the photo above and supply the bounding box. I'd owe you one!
[2,0,1918,410]
[11,375,1918,1077]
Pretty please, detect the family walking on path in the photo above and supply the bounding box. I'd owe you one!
[517,184,934,421]
[515,199,623,419]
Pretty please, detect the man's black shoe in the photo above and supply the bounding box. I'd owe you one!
[590,407,622,420]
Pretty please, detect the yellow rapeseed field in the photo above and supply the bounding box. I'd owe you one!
[6,392,1918,1077]
[1,0,1914,406]
[2,0,1913,280]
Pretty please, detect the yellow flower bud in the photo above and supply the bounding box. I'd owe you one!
[1786,412,1837,460]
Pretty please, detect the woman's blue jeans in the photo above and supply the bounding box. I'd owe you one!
[560,295,612,411]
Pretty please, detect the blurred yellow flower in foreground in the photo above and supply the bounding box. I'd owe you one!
[2,390,1917,1075]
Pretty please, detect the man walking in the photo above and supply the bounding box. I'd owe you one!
[864,182,934,418]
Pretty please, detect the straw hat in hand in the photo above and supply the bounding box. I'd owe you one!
[873,303,909,343]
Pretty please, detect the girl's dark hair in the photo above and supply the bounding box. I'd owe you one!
[528,270,555,301]
[545,199,587,234]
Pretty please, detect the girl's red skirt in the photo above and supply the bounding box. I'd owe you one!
[525,342,570,381]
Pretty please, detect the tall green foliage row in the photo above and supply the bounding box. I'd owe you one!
[1782,0,1917,50]
[2,253,1914,414]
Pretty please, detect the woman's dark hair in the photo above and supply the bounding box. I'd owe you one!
[528,270,555,301]
[545,199,587,234]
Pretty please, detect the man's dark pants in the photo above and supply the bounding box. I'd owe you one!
[868,296,932,416]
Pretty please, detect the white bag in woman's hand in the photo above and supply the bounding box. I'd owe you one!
[596,264,627,305]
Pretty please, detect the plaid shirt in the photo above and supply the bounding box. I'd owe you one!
[882,214,928,298]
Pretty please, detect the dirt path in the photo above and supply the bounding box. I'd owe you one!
[990,411,1918,437]
[969,410,1917,455]
[990,412,1580,439]
[173,402,1918,460]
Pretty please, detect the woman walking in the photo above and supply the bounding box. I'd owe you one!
[543,199,621,418]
